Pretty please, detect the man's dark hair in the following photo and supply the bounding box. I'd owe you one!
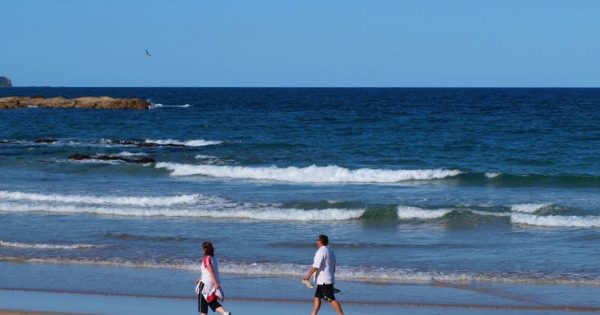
[318,234,329,246]
[202,241,215,256]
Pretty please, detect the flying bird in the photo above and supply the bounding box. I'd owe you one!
[145,49,151,57]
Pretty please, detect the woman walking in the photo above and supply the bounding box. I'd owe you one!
[196,241,231,315]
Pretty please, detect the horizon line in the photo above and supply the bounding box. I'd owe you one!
[4,86,600,89]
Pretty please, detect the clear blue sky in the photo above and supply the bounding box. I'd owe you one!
[1,0,599,87]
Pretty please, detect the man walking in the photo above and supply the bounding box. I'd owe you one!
[304,234,344,315]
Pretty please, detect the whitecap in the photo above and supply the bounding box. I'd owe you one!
[144,139,222,147]
[115,151,148,157]
[485,172,501,178]
[0,201,363,221]
[511,213,600,228]
[0,191,203,207]
[396,206,452,219]
[510,203,551,213]
[155,163,462,183]
[0,240,103,250]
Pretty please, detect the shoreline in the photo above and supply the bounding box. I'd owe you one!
[0,311,84,315]
[1,288,599,313]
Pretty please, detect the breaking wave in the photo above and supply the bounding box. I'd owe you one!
[144,139,222,147]
[0,241,104,250]
[155,163,462,183]
[510,213,600,228]
[0,191,202,207]
[397,206,452,219]
[510,203,551,213]
[0,190,364,221]
[1,256,598,286]
[1,190,598,227]
[0,203,363,221]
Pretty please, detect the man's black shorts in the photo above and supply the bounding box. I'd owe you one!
[314,284,336,301]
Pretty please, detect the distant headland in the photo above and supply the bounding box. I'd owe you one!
[0,76,12,87]
[0,96,150,110]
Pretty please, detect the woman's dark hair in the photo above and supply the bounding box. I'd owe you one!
[202,241,215,256]
[318,234,329,246]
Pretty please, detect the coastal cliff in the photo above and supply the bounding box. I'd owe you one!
[0,96,150,110]
[0,76,12,87]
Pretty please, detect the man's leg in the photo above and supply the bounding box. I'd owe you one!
[310,297,321,315]
[330,300,344,315]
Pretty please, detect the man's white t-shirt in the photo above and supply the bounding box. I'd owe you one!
[312,246,336,285]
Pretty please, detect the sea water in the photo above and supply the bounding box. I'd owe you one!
[1,88,599,307]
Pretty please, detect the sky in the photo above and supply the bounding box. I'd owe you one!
[1,0,599,87]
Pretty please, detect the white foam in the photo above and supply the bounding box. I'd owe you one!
[511,213,600,228]
[150,103,191,108]
[471,210,511,217]
[144,139,222,147]
[510,203,551,213]
[69,159,122,165]
[200,208,365,221]
[1,256,598,286]
[485,172,501,178]
[0,201,363,221]
[396,206,451,219]
[0,241,103,250]
[115,151,148,157]
[155,163,462,183]
[195,154,218,159]
[0,191,203,207]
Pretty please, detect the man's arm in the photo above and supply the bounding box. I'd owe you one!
[304,267,318,281]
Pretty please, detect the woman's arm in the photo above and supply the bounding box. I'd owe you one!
[205,258,220,289]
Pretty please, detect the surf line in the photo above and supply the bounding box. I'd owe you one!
[0,288,598,313]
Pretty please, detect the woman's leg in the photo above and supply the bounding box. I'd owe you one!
[210,300,230,314]
[198,293,209,315]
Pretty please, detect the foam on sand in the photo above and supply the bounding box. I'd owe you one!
[155,163,462,183]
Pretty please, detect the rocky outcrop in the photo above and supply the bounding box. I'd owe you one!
[0,77,11,87]
[0,96,150,110]
[68,154,155,164]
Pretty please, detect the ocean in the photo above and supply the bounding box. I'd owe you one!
[1,88,599,309]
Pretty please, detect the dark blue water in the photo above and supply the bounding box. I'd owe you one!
[1,88,599,303]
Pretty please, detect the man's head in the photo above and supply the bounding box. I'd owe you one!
[316,234,329,247]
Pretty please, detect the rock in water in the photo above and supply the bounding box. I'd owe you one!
[0,77,12,88]
[0,96,150,110]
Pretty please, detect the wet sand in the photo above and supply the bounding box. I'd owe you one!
[1,289,598,315]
